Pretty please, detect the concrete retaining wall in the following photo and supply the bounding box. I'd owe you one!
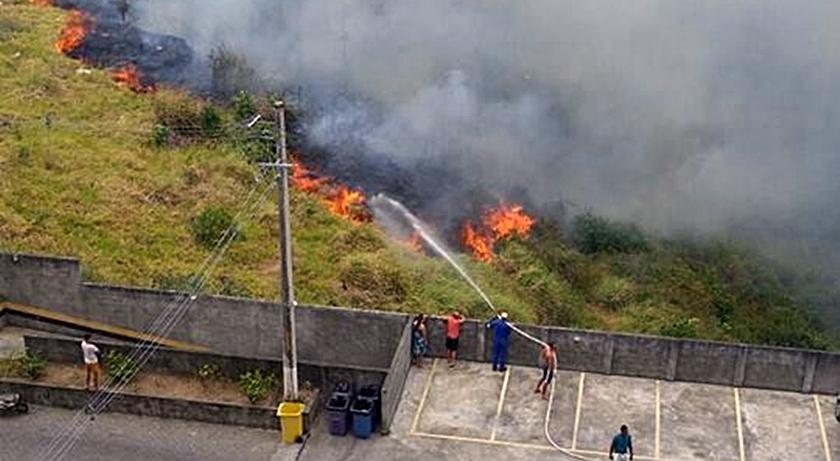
[3,252,840,395]
[380,319,412,433]
[421,316,840,394]
[0,379,279,429]
[0,253,80,312]
[23,334,387,401]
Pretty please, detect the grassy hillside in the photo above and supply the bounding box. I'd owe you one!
[0,1,833,350]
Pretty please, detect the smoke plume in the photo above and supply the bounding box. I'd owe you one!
[134,0,840,273]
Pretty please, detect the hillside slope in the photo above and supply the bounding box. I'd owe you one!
[0,1,832,350]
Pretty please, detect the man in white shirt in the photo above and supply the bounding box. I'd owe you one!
[81,334,100,391]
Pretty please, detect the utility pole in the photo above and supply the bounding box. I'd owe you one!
[273,100,299,401]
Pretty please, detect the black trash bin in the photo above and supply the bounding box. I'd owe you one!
[350,399,373,439]
[358,385,381,430]
[326,393,351,436]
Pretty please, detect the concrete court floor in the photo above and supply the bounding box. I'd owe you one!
[300,359,840,461]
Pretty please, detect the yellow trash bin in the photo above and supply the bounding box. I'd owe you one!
[277,402,305,443]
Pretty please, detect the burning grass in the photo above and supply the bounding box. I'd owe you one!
[462,202,535,262]
[290,159,370,223]
[55,10,90,54]
[112,64,155,94]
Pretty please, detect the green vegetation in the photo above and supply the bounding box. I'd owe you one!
[0,2,834,350]
[104,350,138,383]
[197,363,223,382]
[0,350,48,380]
[238,369,277,404]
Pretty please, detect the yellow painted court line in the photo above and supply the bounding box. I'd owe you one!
[571,372,586,450]
[410,358,437,435]
[490,366,512,441]
[414,430,553,451]
[655,380,662,459]
[733,388,746,461]
[412,431,665,461]
[814,395,833,461]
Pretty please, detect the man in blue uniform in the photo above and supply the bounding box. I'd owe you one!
[485,312,512,372]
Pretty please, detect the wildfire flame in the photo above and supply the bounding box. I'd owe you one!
[462,202,535,261]
[325,186,366,221]
[55,10,89,54]
[112,64,155,93]
[290,159,369,223]
[462,221,495,262]
[483,203,535,239]
[29,0,53,6]
[291,161,326,193]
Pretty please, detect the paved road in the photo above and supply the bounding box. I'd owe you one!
[0,405,292,461]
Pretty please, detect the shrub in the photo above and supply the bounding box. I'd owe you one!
[0,17,25,41]
[197,363,222,382]
[153,93,202,138]
[572,212,650,254]
[200,105,223,138]
[152,124,170,147]
[191,206,239,250]
[232,90,257,120]
[9,350,48,380]
[105,350,138,383]
[239,369,277,404]
[660,317,699,339]
[595,276,636,310]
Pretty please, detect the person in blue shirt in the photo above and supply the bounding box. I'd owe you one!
[609,424,633,461]
[485,312,512,372]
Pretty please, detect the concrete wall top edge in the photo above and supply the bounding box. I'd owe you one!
[0,252,79,264]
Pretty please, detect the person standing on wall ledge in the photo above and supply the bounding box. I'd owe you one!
[609,424,634,461]
[445,310,464,368]
[485,311,511,372]
[81,334,101,391]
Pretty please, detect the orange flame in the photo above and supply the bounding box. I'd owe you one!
[461,221,495,262]
[462,202,535,261]
[291,161,326,193]
[112,64,155,93]
[29,0,53,5]
[55,10,89,54]
[325,186,366,221]
[406,231,423,253]
[483,203,535,239]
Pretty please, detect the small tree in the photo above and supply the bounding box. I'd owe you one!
[191,206,241,250]
[209,45,257,100]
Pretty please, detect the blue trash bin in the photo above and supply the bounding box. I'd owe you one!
[358,385,381,430]
[350,399,373,439]
[326,393,350,436]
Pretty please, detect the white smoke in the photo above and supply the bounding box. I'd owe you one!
[134,0,840,264]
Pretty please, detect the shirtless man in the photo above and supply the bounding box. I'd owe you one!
[535,342,557,400]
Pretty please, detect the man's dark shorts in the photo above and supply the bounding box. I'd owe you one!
[541,366,554,384]
[446,337,459,351]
